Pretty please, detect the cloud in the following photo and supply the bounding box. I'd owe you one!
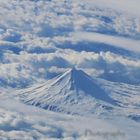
[70,32,140,53]
[80,0,140,17]
[0,0,139,87]
[1,49,140,86]
[0,107,58,139]
[0,29,22,43]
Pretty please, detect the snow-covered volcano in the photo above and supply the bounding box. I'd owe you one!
[10,68,117,115]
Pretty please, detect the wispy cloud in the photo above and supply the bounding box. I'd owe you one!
[70,32,140,53]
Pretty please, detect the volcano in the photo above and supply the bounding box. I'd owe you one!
[14,68,117,115]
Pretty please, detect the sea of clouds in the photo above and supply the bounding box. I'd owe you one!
[0,0,140,88]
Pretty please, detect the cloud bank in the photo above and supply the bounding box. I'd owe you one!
[0,0,140,87]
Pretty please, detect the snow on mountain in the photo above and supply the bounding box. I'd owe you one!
[4,68,118,116]
[1,68,139,120]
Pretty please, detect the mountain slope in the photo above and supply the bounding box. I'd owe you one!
[1,68,139,119]
[9,68,118,116]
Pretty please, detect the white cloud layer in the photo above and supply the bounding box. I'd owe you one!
[0,98,139,140]
[80,0,140,17]
[0,0,140,87]
[70,32,140,53]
